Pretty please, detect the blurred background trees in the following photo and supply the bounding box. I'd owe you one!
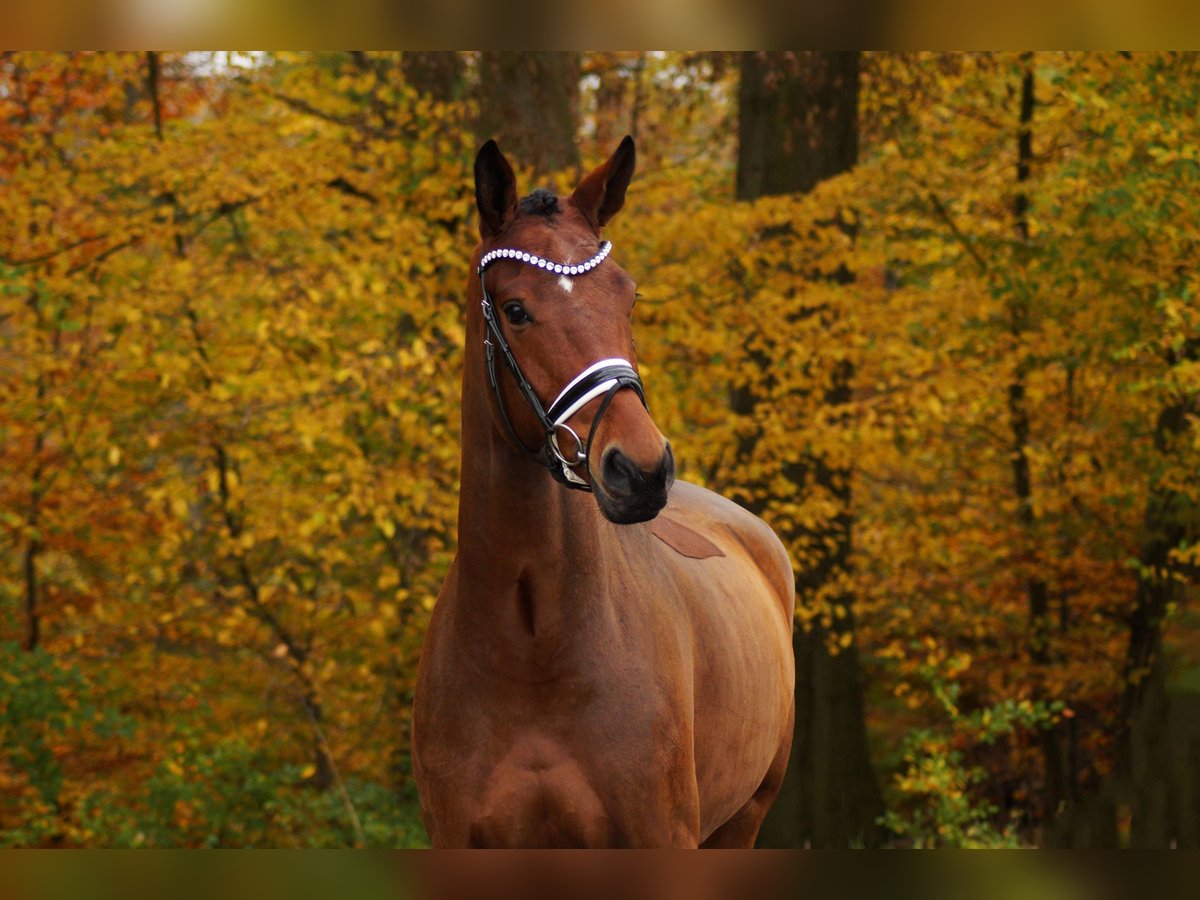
[1,51,1197,847]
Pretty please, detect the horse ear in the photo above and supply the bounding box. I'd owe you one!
[571,135,636,232]
[474,139,518,240]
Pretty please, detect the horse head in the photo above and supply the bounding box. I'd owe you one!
[471,136,675,524]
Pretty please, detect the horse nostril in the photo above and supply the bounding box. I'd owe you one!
[602,445,675,498]
[602,448,641,498]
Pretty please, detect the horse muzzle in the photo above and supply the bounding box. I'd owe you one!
[595,443,675,524]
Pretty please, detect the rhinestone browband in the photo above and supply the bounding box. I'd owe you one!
[477,240,612,276]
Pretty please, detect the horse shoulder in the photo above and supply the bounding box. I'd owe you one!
[657,480,796,623]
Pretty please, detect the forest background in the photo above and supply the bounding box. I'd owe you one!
[1,51,1198,848]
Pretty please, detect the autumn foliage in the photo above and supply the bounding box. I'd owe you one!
[2,51,1198,847]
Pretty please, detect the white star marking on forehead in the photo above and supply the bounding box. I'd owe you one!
[558,275,574,293]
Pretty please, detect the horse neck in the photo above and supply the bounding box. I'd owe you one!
[454,343,609,638]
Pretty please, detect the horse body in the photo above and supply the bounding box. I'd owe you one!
[416,476,794,848]
[412,138,795,848]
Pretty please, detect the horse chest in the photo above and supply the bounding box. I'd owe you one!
[437,599,684,751]
[416,590,698,846]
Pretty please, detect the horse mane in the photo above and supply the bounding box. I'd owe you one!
[519,188,561,218]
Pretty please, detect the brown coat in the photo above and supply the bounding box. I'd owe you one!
[412,139,795,848]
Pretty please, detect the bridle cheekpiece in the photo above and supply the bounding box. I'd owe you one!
[477,240,646,491]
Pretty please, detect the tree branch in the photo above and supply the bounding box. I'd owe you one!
[145,51,163,140]
[326,177,377,204]
[926,191,990,276]
[269,90,360,128]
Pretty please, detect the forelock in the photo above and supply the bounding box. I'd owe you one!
[519,188,561,218]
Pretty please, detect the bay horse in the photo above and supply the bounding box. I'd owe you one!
[411,137,796,848]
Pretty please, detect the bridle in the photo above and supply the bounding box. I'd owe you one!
[477,240,646,492]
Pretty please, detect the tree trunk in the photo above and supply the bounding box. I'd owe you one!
[23,301,48,653]
[1051,340,1200,847]
[736,51,859,201]
[1006,56,1073,825]
[475,52,580,179]
[1118,335,1199,844]
[401,52,464,103]
[735,51,885,849]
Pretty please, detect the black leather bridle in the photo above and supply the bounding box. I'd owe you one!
[477,240,646,492]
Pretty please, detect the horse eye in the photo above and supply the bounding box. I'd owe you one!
[503,302,530,326]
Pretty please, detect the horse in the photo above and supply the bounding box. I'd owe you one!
[411,136,796,848]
